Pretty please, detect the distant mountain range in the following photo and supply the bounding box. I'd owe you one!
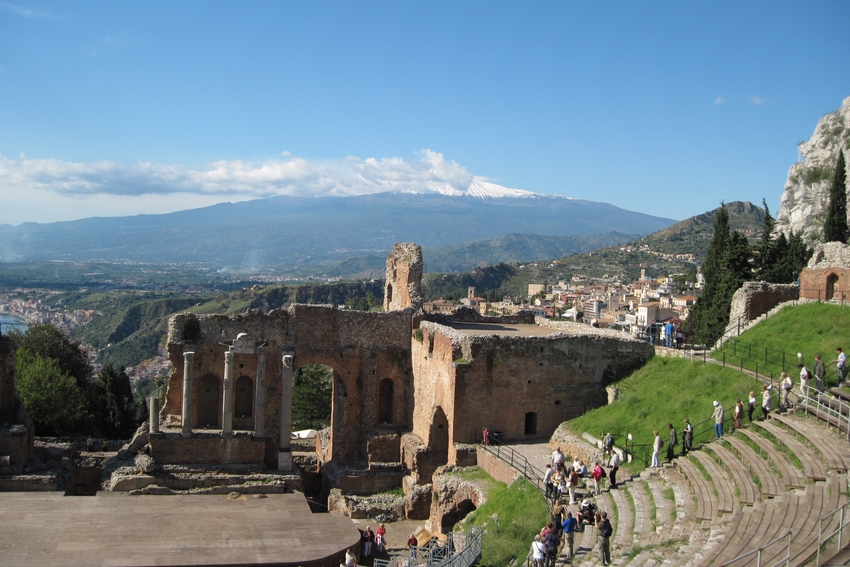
[0,191,675,274]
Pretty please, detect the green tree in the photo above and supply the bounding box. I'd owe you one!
[291,364,333,430]
[16,349,89,436]
[824,151,848,244]
[687,204,732,345]
[8,323,91,388]
[97,364,136,439]
[755,200,779,281]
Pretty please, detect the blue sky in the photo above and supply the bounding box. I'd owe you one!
[0,1,848,225]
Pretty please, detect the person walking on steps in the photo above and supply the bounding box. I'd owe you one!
[748,391,756,423]
[833,348,846,385]
[712,401,724,438]
[762,385,773,421]
[608,450,620,489]
[667,423,677,462]
[814,355,826,392]
[682,419,693,455]
[651,430,662,468]
[596,511,613,566]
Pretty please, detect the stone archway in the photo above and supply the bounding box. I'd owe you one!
[196,373,221,428]
[826,273,839,300]
[430,406,449,461]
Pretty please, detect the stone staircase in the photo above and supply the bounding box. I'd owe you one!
[555,408,850,567]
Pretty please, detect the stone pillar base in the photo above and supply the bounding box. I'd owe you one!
[220,432,234,439]
[278,450,293,472]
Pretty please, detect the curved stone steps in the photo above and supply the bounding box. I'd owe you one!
[736,428,806,489]
[645,475,676,544]
[772,413,850,472]
[722,436,782,498]
[784,477,845,567]
[687,452,736,514]
[675,457,717,522]
[703,443,759,505]
[607,481,634,554]
[753,420,828,481]
[626,477,652,542]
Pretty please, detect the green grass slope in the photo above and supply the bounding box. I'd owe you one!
[458,472,549,567]
[568,357,759,469]
[713,302,850,384]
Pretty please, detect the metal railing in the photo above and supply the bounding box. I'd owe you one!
[721,531,791,567]
[818,500,850,566]
[371,527,483,567]
[796,383,850,441]
[478,435,548,501]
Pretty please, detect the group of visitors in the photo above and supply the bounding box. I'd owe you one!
[545,446,620,500]
[530,499,613,566]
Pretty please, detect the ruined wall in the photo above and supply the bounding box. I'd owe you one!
[800,242,850,301]
[725,282,800,334]
[408,321,652,482]
[384,243,423,312]
[162,305,414,467]
[149,432,265,465]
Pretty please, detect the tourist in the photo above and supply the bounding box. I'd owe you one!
[712,401,724,438]
[482,427,489,445]
[531,534,547,567]
[407,533,418,548]
[780,371,792,410]
[651,430,662,468]
[556,464,568,501]
[543,463,555,500]
[747,391,757,423]
[552,502,564,537]
[762,385,772,421]
[734,399,744,430]
[814,355,826,392]
[362,525,374,558]
[552,447,565,468]
[568,467,580,505]
[592,461,604,494]
[603,432,614,453]
[608,450,620,489]
[797,363,810,397]
[833,347,846,385]
[682,419,693,455]
[676,326,684,349]
[666,423,677,462]
[376,523,386,552]
[561,511,578,561]
[344,548,357,567]
[544,524,560,567]
[596,510,613,565]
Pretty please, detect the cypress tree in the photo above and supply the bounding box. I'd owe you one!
[756,199,777,281]
[824,151,848,243]
[686,204,731,345]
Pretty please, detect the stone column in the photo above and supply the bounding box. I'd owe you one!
[181,351,195,436]
[254,346,267,437]
[149,396,160,434]
[278,353,294,472]
[221,350,234,438]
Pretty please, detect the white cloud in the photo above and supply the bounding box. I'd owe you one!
[0,150,526,224]
[750,95,767,106]
[714,95,725,106]
[0,2,50,18]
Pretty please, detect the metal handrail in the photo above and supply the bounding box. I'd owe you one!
[371,526,483,567]
[478,435,547,500]
[818,499,850,566]
[721,531,791,567]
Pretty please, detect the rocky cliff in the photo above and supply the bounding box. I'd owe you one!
[775,97,850,243]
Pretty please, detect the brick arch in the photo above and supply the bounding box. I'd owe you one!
[291,353,352,463]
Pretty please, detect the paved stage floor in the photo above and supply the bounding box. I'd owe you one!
[0,492,362,567]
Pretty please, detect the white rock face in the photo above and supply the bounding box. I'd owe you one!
[775,96,850,243]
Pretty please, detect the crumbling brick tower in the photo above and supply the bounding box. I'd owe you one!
[384,243,423,312]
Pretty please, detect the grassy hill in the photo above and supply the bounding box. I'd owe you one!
[567,357,759,470]
[713,302,850,385]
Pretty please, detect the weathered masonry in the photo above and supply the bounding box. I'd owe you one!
[151,243,653,514]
